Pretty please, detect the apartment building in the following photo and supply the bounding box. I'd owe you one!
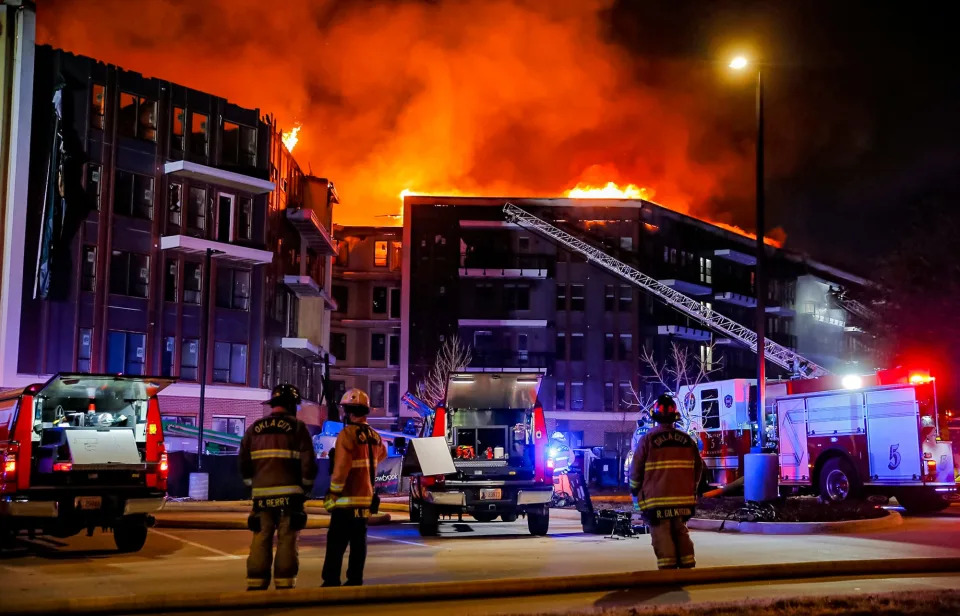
[0,43,336,444]
[401,196,874,451]
[329,226,403,429]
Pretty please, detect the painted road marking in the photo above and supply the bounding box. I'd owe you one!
[150,529,243,559]
[367,533,432,548]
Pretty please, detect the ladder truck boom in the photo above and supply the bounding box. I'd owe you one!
[828,286,878,322]
[503,202,830,378]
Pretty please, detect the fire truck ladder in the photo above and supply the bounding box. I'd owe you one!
[828,286,878,322]
[503,202,830,378]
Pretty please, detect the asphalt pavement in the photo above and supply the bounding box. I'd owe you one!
[1,505,958,611]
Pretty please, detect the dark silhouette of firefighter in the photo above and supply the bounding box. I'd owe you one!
[322,388,387,587]
[629,393,704,569]
[240,384,318,590]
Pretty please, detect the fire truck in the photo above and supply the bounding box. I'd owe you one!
[501,202,956,513]
[405,373,554,537]
[0,374,172,551]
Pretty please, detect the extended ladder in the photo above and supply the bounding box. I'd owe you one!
[828,286,878,322]
[503,202,830,378]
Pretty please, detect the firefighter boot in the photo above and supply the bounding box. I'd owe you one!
[273,513,300,589]
[246,510,277,590]
[648,519,678,569]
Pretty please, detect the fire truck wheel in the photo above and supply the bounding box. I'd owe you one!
[897,489,951,515]
[113,520,149,553]
[418,504,439,537]
[472,512,498,522]
[819,457,861,503]
[500,512,518,522]
[527,506,549,536]
[409,497,421,523]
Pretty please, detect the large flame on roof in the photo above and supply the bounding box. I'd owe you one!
[282,125,301,152]
[566,182,651,200]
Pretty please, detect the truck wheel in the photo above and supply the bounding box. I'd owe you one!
[418,504,439,537]
[527,506,549,536]
[409,497,421,523]
[472,512,498,522]
[114,520,149,553]
[818,457,861,503]
[897,489,951,515]
[500,512,518,522]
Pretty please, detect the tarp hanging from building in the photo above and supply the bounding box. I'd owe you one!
[34,75,67,300]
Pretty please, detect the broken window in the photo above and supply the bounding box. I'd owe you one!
[90,84,105,130]
[168,182,183,228]
[118,93,157,141]
[188,186,206,233]
[374,241,388,267]
[172,107,185,151]
[190,112,208,157]
[238,197,253,241]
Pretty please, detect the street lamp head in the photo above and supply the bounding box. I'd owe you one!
[729,56,749,70]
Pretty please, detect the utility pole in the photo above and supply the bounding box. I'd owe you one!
[195,247,222,469]
[754,66,767,449]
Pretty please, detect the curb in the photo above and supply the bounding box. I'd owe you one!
[154,512,394,530]
[688,509,903,534]
[159,501,409,514]
[4,557,958,615]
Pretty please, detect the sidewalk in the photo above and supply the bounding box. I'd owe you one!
[154,498,405,529]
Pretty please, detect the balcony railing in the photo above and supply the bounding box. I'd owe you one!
[460,253,553,270]
[469,351,555,369]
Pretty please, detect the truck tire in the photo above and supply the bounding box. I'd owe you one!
[472,512,498,522]
[897,489,951,515]
[818,457,861,503]
[418,504,439,537]
[527,506,549,536]
[409,497,421,523]
[500,512,518,522]
[114,520,149,553]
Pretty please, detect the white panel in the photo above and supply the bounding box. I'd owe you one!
[865,392,921,482]
[65,429,142,465]
[777,398,809,482]
[806,393,864,436]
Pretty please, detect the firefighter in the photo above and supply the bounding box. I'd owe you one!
[240,384,318,591]
[321,388,388,587]
[629,393,704,570]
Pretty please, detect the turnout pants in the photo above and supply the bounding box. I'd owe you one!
[648,517,696,570]
[322,508,369,586]
[247,510,300,590]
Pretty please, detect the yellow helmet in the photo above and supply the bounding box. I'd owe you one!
[340,388,370,415]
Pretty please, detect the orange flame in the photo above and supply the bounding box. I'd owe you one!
[566,182,651,200]
[282,124,301,152]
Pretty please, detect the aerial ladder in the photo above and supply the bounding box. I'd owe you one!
[827,286,878,322]
[503,202,830,378]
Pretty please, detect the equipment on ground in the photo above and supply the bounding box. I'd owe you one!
[567,471,648,538]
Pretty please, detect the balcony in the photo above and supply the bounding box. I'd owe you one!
[163,160,275,194]
[659,278,712,296]
[466,351,554,373]
[765,305,796,316]
[714,291,757,308]
[657,325,711,341]
[280,337,333,361]
[458,318,548,328]
[160,234,273,265]
[714,248,757,266]
[282,274,335,306]
[286,208,338,255]
[459,253,552,279]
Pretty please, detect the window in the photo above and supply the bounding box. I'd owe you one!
[517,333,528,352]
[371,333,386,361]
[118,93,157,141]
[571,382,585,410]
[216,268,251,310]
[556,285,567,311]
[555,381,565,410]
[184,262,202,304]
[221,122,258,166]
[619,382,633,410]
[702,388,720,430]
[604,285,615,311]
[77,328,92,373]
[180,339,199,381]
[389,288,401,318]
[388,335,400,367]
[212,416,245,437]
[570,284,585,311]
[109,251,150,298]
[81,246,97,292]
[388,241,402,271]
[372,286,387,314]
[168,182,183,227]
[370,381,385,408]
[213,342,247,384]
[388,382,400,415]
[570,333,584,361]
[330,332,347,362]
[505,284,530,311]
[161,336,175,377]
[604,334,614,360]
[618,334,632,360]
[374,241,388,267]
[164,260,178,302]
[162,415,196,427]
[113,170,154,219]
[474,330,494,351]
[332,285,348,313]
[700,344,714,371]
[555,333,566,359]
[604,382,614,411]
[172,107,185,150]
[620,236,633,251]
[90,84,105,130]
[619,285,632,312]
[106,331,146,375]
[190,112,208,157]
[237,197,253,241]
[188,187,206,232]
[700,257,713,284]
[85,164,102,210]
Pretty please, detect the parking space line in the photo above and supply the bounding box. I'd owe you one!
[367,533,432,548]
[150,529,243,559]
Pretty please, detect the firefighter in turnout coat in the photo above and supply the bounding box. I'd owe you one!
[629,394,704,570]
[240,384,318,590]
[321,388,388,587]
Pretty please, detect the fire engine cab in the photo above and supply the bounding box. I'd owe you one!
[0,374,173,551]
[406,373,554,536]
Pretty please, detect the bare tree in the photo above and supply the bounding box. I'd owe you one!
[416,335,473,407]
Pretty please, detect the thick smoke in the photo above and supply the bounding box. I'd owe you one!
[39,0,755,227]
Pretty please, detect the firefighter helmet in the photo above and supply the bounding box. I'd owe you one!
[651,393,680,424]
[265,383,301,412]
[340,388,371,416]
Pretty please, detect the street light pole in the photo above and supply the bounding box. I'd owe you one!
[754,66,767,449]
[196,247,221,469]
